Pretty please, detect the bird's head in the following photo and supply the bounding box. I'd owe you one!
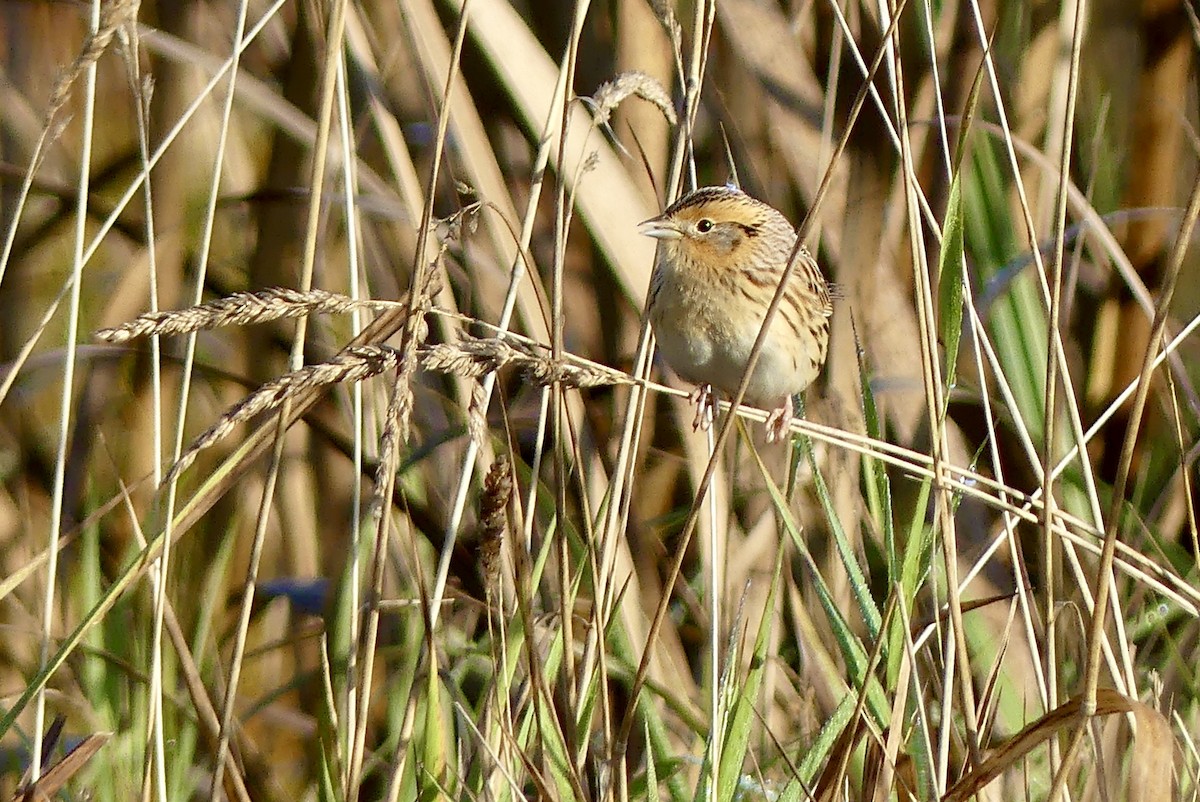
[638,186,790,267]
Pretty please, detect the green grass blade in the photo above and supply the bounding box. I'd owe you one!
[939,175,965,393]
[746,440,889,723]
[799,434,882,640]
[715,549,784,802]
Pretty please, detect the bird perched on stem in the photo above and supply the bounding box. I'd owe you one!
[640,186,833,441]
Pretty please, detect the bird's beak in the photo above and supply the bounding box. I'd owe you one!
[638,216,683,240]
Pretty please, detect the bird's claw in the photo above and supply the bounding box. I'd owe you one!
[690,384,716,432]
[764,395,795,443]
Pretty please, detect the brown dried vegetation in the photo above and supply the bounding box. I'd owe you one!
[0,1,1197,801]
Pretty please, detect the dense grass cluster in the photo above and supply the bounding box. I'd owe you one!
[0,1,1198,800]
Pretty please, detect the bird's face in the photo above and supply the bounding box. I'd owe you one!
[638,187,787,271]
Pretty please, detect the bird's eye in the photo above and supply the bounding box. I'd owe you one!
[696,218,714,233]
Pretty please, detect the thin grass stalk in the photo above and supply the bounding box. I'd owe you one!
[382,662,420,800]
[557,107,635,776]
[547,1,590,766]
[818,593,897,799]
[591,583,615,802]
[679,3,726,795]
[383,506,440,802]
[553,417,612,769]
[920,0,953,180]
[593,25,694,800]
[561,59,686,787]
[121,27,172,802]
[883,0,981,778]
[557,405,614,781]
[876,626,912,802]
[996,60,1129,548]
[32,0,101,784]
[677,0,714,191]
[512,528,589,800]
[814,4,843,251]
[596,328,653,802]
[604,364,658,799]
[558,439,608,788]
[1040,0,1087,783]
[349,0,473,791]
[1165,369,1200,564]
[933,606,956,789]
[342,12,425,224]
[1034,2,1085,236]
[523,390,552,555]
[206,0,345,797]
[705,398,722,802]
[455,700,525,798]
[334,40,369,794]
[896,585,939,798]
[555,67,671,791]
[605,0,717,785]
[886,0,984,767]
[492,572,517,798]
[0,113,57,293]
[318,636,344,786]
[952,124,1054,729]
[164,602,255,802]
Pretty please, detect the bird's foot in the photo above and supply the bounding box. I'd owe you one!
[764,395,795,443]
[690,384,716,432]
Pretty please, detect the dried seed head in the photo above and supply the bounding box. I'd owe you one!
[478,456,512,594]
[94,287,370,344]
[589,71,677,127]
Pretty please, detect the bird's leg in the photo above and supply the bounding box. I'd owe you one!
[689,384,716,432]
[764,395,795,443]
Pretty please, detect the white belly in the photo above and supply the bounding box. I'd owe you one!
[652,296,810,407]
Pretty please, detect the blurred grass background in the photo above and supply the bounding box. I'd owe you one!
[0,0,1199,800]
